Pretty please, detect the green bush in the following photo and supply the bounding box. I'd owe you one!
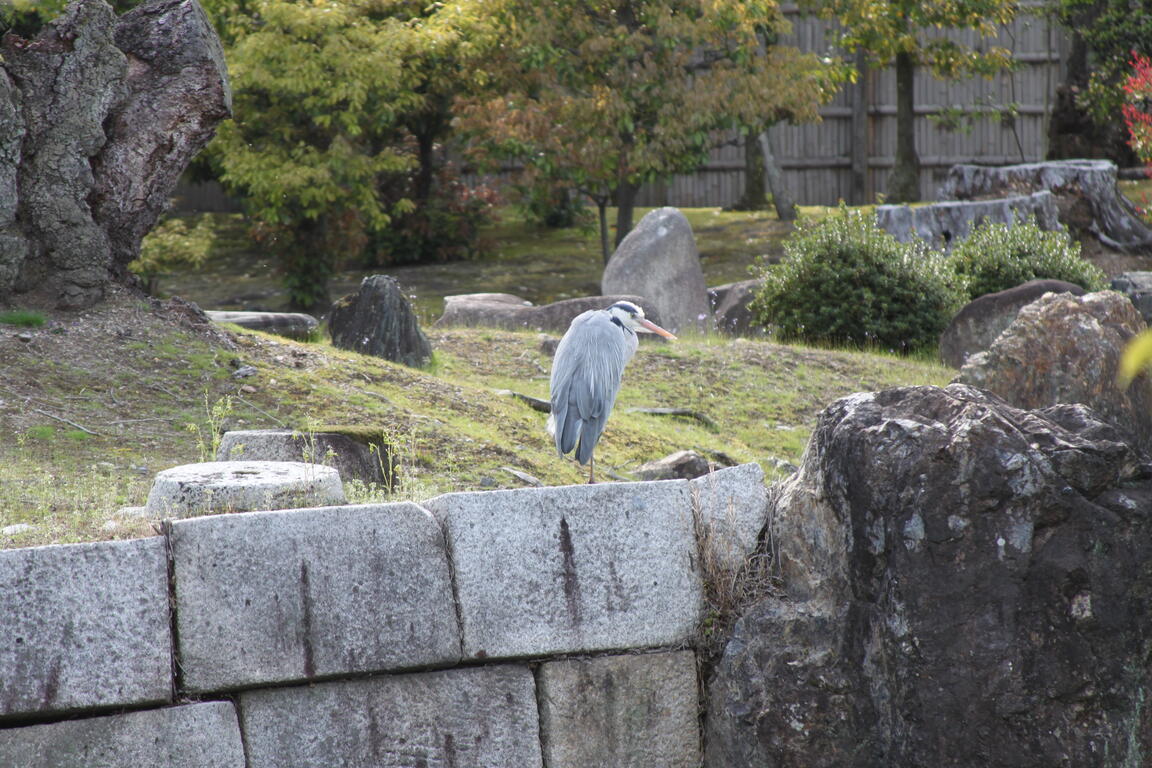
[949,217,1108,299]
[751,208,965,353]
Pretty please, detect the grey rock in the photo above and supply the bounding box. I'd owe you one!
[423,482,704,659]
[876,191,1061,250]
[1110,271,1152,326]
[145,460,345,518]
[216,429,395,490]
[705,383,1152,767]
[0,537,171,720]
[434,293,661,333]
[602,207,713,335]
[169,502,460,692]
[956,290,1152,450]
[689,463,769,575]
[328,274,432,367]
[0,701,244,768]
[938,279,1086,368]
[634,449,714,481]
[538,650,701,768]
[206,310,318,340]
[939,159,1152,252]
[709,278,767,337]
[240,665,543,768]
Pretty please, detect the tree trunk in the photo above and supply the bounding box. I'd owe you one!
[759,129,797,221]
[730,132,767,211]
[0,0,231,310]
[888,50,920,204]
[613,178,640,255]
[596,197,611,265]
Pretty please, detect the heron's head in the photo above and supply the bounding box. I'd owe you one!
[607,301,677,339]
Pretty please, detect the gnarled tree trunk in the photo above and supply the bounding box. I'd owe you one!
[0,0,230,310]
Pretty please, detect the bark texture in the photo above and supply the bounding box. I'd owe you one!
[0,0,230,309]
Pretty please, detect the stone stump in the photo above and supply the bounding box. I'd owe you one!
[145,460,345,517]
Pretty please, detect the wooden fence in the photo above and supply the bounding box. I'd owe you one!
[175,3,1070,213]
[636,2,1071,207]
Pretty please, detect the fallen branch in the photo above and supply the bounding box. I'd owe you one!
[234,396,287,427]
[32,408,103,436]
[625,407,717,429]
[494,389,552,413]
[501,466,543,487]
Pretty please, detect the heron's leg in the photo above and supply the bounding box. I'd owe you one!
[587,455,595,484]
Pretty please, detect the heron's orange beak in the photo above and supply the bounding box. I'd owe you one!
[637,318,677,340]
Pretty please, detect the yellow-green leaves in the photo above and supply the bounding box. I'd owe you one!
[1118,330,1152,390]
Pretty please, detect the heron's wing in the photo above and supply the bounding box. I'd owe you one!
[549,311,636,463]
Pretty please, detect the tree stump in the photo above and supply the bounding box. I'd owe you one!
[0,0,231,309]
[939,160,1152,255]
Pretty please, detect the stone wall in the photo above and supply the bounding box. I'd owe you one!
[0,464,767,767]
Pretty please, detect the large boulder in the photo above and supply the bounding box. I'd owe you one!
[0,0,231,309]
[602,207,712,335]
[956,290,1152,449]
[434,293,661,333]
[938,279,1085,368]
[705,384,1152,767]
[328,274,432,367]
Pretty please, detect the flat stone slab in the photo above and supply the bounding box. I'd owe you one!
[0,701,244,767]
[538,650,701,768]
[0,538,172,720]
[423,481,704,659]
[206,310,318,340]
[688,463,769,574]
[240,665,542,768]
[170,502,461,693]
[146,460,345,517]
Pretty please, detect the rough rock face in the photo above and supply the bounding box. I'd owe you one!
[602,207,713,335]
[876,191,1061,250]
[956,290,1152,449]
[939,160,1152,254]
[434,293,660,333]
[938,279,1085,368]
[328,275,432,367]
[0,0,231,309]
[1110,271,1152,327]
[704,384,1152,767]
[709,279,767,337]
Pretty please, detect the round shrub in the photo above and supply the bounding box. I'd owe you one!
[949,217,1108,299]
[751,208,966,353]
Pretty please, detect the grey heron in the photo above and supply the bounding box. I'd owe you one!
[548,300,676,483]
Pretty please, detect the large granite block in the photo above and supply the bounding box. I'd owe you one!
[240,665,542,768]
[0,537,172,719]
[538,651,701,768]
[423,481,704,659]
[170,502,460,693]
[0,701,244,767]
[688,463,769,573]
